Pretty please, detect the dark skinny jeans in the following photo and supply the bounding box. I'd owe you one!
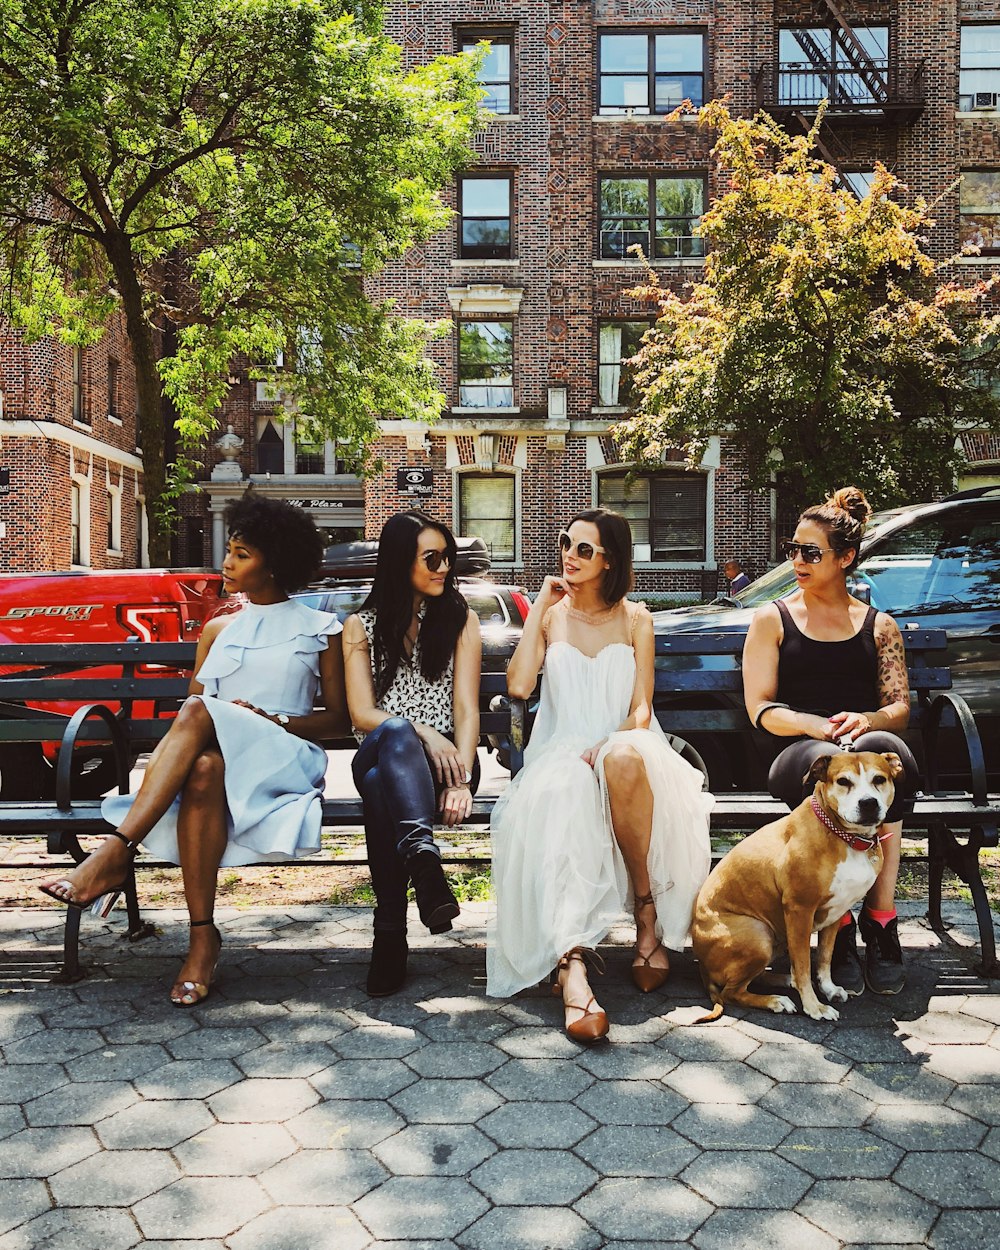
[768,730,918,824]
[352,717,480,934]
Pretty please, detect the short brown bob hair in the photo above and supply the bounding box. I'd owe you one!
[562,508,635,605]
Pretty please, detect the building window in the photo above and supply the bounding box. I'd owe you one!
[107,356,119,419]
[70,476,90,566]
[257,420,284,473]
[71,482,82,565]
[71,346,84,422]
[598,31,705,114]
[960,171,1000,254]
[598,321,649,407]
[458,175,512,259]
[459,473,516,562]
[107,487,121,553]
[777,27,888,107]
[294,421,325,474]
[960,25,1000,110]
[136,499,146,566]
[460,28,514,113]
[842,170,875,200]
[599,175,705,259]
[598,471,707,561]
[457,320,514,408]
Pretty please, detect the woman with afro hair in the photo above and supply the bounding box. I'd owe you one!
[40,493,348,1006]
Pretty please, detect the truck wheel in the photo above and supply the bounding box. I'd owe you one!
[0,743,48,800]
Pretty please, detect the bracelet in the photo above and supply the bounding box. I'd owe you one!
[754,702,790,731]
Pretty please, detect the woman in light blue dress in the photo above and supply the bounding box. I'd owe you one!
[39,494,347,1005]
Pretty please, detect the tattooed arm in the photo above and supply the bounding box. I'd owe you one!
[827,612,910,741]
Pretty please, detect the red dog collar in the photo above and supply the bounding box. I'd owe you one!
[810,796,892,852]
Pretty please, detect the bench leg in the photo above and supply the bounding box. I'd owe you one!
[122,866,156,944]
[927,829,946,933]
[51,906,87,985]
[928,824,1000,979]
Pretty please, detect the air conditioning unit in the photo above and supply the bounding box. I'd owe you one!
[974,92,999,110]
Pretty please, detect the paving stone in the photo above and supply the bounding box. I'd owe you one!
[165,1026,266,1060]
[681,1149,812,1208]
[693,1209,839,1250]
[257,1013,356,1045]
[208,1076,319,1122]
[133,1058,242,1100]
[0,1179,51,1237]
[286,1098,405,1149]
[493,1026,587,1059]
[575,1077,687,1126]
[760,1082,873,1127]
[95,1099,214,1149]
[930,1208,1000,1250]
[895,1149,1000,1207]
[734,1015,836,1045]
[236,1041,338,1078]
[373,1124,496,1176]
[25,1081,138,1127]
[947,1083,1000,1124]
[0,1063,68,1104]
[824,1026,924,1063]
[2,1027,104,1065]
[133,1176,270,1240]
[671,1103,791,1150]
[842,1062,955,1105]
[959,994,1000,1026]
[0,1105,25,1140]
[777,1126,903,1178]
[173,1122,297,1175]
[486,1058,594,1103]
[416,1000,530,1043]
[139,1243,226,1250]
[574,1176,712,1242]
[227,1206,371,1250]
[903,1010,994,1045]
[310,1058,417,1100]
[390,1079,503,1124]
[658,1025,761,1062]
[457,1205,602,1250]
[101,1013,198,1045]
[0,1010,44,1045]
[259,1148,387,1205]
[49,1149,180,1207]
[575,1123,699,1176]
[42,1000,137,1030]
[476,1101,596,1149]
[369,1243,456,1250]
[745,1045,852,1083]
[331,1026,425,1061]
[921,1045,1000,1083]
[869,1104,987,1151]
[353,1176,490,1240]
[404,1042,506,1079]
[0,1205,139,1250]
[0,1125,99,1177]
[575,1041,678,1081]
[661,1060,774,1103]
[469,1147,597,1205]
[70,1042,173,1082]
[798,1179,938,1244]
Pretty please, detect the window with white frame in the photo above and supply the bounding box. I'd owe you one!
[294,420,325,474]
[458,320,514,408]
[70,476,90,566]
[599,175,705,260]
[458,473,516,562]
[598,31,705,114]
[257,420,284,473]
[960,25,1000,110]
[460,28,515,113]
[598,471,707,561]
[598,321,649,407]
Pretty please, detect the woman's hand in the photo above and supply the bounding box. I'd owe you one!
[231,699,282,726]
[535,575,572,612]
[415,725,468,787]
[826,710,873,743]
[581,739,608,768]
[439,784,473,827]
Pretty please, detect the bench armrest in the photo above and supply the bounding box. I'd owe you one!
[922,691,989,806]
[54,704,130,818]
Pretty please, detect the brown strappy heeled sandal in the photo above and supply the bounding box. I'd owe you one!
[631,892,670,993]
[552,947,609,1044]
[38,829,140,917]
[170,919,223,1008]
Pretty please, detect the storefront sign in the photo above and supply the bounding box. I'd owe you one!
[397,467,433,496]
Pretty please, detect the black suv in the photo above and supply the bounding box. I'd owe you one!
[651,487,1000,789]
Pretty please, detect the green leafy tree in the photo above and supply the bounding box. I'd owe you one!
[0,0,482,560]
[618,101,1000,510]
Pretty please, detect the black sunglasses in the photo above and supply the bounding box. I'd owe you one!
[420,549,452,572]
[558,531,606,562]
[780,540,835,564]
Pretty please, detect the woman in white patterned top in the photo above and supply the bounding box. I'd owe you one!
[344,511,481,996]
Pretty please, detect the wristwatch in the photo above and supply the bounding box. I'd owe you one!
[275,713,290,727]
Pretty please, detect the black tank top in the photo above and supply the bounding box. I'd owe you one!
[774,599,879,719]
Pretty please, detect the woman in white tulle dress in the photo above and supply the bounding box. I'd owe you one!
[487,509,712,1042]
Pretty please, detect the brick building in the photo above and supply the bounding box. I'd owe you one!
[4,2,1000,588]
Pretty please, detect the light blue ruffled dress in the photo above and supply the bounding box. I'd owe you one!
[101,598,341,867]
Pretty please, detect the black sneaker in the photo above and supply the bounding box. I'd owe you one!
[829,914,865,997]
[858,913,906,995]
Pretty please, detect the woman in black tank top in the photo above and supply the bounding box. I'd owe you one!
[742,487,916,998]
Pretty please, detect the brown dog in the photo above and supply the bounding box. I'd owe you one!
[691,751,904,1021]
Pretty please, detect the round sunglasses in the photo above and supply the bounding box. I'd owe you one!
[559,531,606,562]
[780,540,835,564]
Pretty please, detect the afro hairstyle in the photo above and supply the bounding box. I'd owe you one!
[224,493,324,594]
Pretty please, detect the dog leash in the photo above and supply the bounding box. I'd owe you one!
[809,796,892,865]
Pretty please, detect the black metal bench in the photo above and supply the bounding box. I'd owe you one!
[2,628,997,983]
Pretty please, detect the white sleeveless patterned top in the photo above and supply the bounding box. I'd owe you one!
[353,607,455,743]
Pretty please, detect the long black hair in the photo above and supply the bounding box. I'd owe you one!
[363,511,468,700]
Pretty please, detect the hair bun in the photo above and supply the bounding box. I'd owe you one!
[828,486,872,526]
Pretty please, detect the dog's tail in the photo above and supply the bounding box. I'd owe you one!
[692,1001,725,1025]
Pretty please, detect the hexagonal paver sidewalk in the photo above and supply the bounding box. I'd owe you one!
[1,899,998,1247]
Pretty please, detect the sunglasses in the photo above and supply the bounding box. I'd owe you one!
[420,549,452,572]
[559,531,606,562]
[780,540,835,564]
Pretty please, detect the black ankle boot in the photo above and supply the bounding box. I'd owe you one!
[367,931,408,997]
[408,850,460,934]
[858,912,905,995]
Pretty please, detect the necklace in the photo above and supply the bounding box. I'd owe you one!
[564,601,622,624]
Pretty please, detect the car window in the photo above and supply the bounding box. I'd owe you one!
[858,509,1000,615]
[295,589,370,621]
[463,590,509,627]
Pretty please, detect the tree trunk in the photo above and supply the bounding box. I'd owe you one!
[105,232,170,565]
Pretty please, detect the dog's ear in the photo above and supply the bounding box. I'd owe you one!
[805,755,831,787]
[880,751,904,779]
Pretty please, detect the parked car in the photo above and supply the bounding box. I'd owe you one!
[650,487,1000,790]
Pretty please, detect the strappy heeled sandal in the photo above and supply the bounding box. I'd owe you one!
[552,947,609,1044]
[170,919,223,1008]
[38,830,140,917]
[632,892,670,993]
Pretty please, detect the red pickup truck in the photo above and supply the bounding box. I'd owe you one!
[0,568,224,799]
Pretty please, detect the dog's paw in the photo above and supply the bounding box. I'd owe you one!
[818,978,848,1004]
[768,995,797,1015]
[804,1001,840,1021]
